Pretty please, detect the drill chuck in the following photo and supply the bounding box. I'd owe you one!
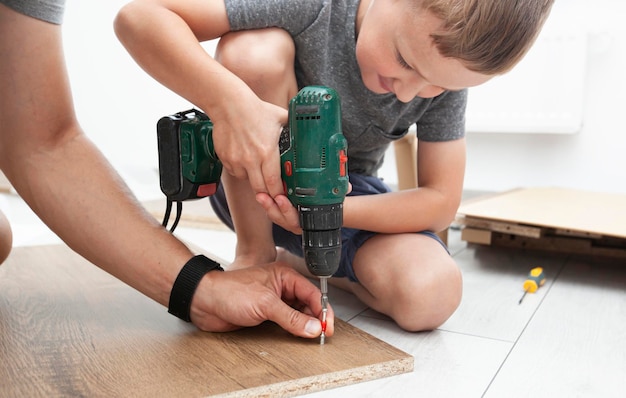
[300,203,343,277]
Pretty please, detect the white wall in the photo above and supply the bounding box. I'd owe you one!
[62,0,626,199]
[462,0,626,195]
[63,0,207,199]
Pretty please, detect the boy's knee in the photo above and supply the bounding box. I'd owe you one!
[391,260,463,332]
[215,28,295,85]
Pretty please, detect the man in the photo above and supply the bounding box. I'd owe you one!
[0,0,332,338]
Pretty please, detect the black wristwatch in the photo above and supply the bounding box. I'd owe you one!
[168,254,224,322]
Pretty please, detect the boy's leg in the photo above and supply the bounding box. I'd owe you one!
[278,232,461,331]
[215,28,298,108]
[213,29,298,268]
[344,233,462,331]
[278,173,462,332]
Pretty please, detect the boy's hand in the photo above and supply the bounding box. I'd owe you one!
[190,262,334,339]
[255,193,302,235]
[255,184,351,235]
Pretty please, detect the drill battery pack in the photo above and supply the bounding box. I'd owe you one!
[156,109,222,202]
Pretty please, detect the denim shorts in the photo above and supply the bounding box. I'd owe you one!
[209,174,448,282]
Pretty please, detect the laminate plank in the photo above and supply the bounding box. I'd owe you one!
[0,171,11,193]
[457,187,626,239]
[458,216,543,238]
[142,198,229,231]
[484,257,626,398]
[0,245,412,397]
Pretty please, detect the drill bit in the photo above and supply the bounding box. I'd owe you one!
[320,277,329,345]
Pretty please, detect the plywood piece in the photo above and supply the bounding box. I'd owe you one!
[0,170,12,193]
[142,197,229,230]
[393,132,417,191]
[489,232,626,260]
[393,132,448,245]
[0,245,413,397]
[457,187,626,239]
[457,216,543,238]
[461,227,493,245]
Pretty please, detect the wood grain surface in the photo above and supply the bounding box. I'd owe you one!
[0,245,412,397]
[457,187,626,239]
[0,170,11,193]
[142,198,228,231]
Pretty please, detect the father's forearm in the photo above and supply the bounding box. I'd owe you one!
[3,132,193,306]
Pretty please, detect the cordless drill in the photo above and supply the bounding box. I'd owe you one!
[156,86,349,343]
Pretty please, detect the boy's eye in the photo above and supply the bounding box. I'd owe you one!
[396,51,412,70]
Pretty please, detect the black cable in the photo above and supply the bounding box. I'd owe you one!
[162,199,172,228]
[170,201,182,233]
[161,199,182,233]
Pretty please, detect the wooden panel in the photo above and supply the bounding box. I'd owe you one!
[489,232,626,259]
[393,132,448,245]
[0,170,11,193]
[457,216,543,238]
[457,187,626,239]
[461,227,492,245]
[142,198,228,230]
[393,132,417,192]
[0,245,412,397]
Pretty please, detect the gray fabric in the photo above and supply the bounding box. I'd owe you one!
[1,0,65,24]
[225,0,467,176]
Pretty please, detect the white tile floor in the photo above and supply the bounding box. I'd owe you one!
[2,171,625,398]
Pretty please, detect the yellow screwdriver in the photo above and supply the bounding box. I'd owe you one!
[518,267,546,304]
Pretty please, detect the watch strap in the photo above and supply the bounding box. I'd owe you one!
[168,254,224,322]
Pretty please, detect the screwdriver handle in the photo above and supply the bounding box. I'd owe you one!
[522,267,546,293]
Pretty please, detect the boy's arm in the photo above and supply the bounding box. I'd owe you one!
[114,0,286,198]
[343,138,466,233]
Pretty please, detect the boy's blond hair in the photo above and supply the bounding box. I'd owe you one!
[420,0,555,75]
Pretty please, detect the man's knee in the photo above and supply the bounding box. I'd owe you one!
[215,28,295,85]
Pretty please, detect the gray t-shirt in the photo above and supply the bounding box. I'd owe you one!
[225,0,467,176]
[1,0,65,24]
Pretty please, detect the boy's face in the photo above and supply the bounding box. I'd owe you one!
[355,0,492,102]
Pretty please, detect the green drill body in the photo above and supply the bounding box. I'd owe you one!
[280,86,349,278]
[157,86,348,279]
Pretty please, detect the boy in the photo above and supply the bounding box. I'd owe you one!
[115,0,554,331]
[0,0,329,338]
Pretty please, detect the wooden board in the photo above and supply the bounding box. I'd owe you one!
[487,232,626,259]
[0,170,12,193]
[458,187,626,239]
[142,198,229,231]
[459,216,543,239]
[0,245,412,397]
[456,187,626,259]
[392,132,448,245]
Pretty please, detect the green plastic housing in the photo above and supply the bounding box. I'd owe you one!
[280,86,349,207]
